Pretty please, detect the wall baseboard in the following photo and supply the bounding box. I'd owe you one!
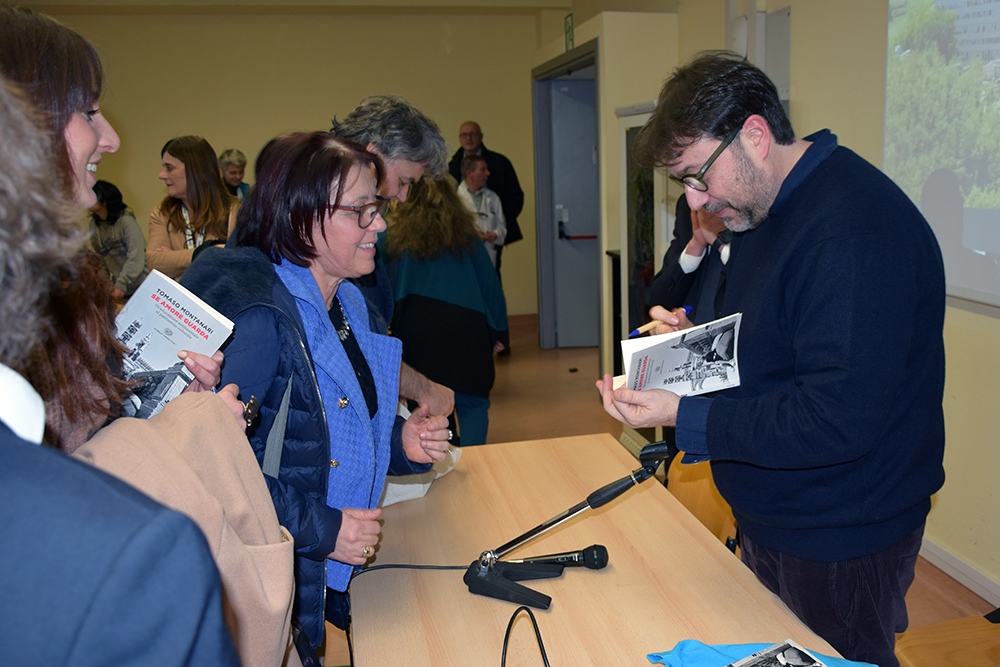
[921,537,1000,607]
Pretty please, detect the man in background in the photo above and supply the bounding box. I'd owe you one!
[219,148,249,199]
[650,194,730,325]
[449,121,524,275]
[458,154,506,268]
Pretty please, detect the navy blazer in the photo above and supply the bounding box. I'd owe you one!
[0,420,238,666]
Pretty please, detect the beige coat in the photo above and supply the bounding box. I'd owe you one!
[74,393,301,667]
[146,203,238,280]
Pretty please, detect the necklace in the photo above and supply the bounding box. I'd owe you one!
[335,300,351,341]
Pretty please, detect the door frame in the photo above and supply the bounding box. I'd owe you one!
[531,39,600,348]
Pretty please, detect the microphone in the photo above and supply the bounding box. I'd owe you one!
[508,544,609,570]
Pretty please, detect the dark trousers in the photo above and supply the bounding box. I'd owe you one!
[741,525,924,667]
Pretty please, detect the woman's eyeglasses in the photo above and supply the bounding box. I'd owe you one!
[327,196,392,228]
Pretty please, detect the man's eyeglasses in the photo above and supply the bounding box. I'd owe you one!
[327,196,392,229]
[669,125,742,192]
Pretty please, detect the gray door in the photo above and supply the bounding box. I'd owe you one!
[550,80,598,347]
[533,68,599,349]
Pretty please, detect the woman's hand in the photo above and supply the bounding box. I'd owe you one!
[215,383,247,432]
[330,508,382,565]
[179,350,224,393]
[402,403,450,464]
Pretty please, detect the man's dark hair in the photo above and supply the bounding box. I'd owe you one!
[634,50,795,169]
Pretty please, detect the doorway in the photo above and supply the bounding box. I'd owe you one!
[532,40,600,349]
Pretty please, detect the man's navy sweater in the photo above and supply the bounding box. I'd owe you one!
[676,130,946,561]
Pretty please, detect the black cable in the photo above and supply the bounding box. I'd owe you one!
[350,563,468,580]
[500,606,550,667]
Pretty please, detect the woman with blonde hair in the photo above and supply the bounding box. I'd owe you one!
[382,177,508,445]
[148,134,238,279]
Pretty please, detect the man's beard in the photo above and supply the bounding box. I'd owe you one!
[709,144,773,233]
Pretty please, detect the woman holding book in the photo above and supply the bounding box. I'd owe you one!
[0,9,225,447]
[0,11,308,666]
[182,131,452,648]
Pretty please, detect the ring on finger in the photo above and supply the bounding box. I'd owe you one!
[447,429,453,441]
[362,545,371,558]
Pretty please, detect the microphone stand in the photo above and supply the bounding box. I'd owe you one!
[463,440,675,609]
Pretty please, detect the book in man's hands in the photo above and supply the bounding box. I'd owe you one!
[725,639,829,666]
[115,270,233,419]
[614,313,742,396]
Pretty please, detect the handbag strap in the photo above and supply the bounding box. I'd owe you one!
[262,374,293,479]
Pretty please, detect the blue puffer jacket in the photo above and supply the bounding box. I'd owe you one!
[182,246,429,647]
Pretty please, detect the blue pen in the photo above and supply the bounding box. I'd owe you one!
[628,306,692,338]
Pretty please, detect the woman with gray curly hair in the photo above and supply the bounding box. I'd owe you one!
[0,79,83,377]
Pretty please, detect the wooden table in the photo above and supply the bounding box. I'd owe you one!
[349,434,837,665]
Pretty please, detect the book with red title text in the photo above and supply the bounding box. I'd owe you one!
[614,313,742,396]
[116,269,233,418]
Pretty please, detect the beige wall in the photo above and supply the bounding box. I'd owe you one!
[677,0,726,62]
[43,7,541,314]
[569,0,677,26]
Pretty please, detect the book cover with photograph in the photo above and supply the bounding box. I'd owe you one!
[726,639,828,667]
[616,313,741,396]
[115,270,233,418]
